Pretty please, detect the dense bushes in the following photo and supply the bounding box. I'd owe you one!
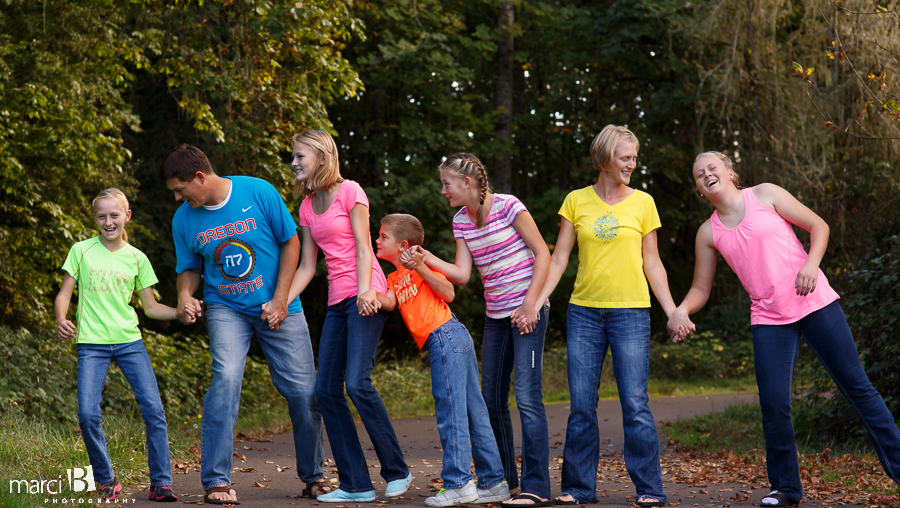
[0,327,281,427]
[650,332,755,382]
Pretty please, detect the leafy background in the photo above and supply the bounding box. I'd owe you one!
[1,0,899,445]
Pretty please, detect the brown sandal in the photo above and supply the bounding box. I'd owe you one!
[302,479,334,499]
[204,485,240,505]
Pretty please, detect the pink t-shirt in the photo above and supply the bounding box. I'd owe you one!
[710,187,839,325]
[298,180,387,306]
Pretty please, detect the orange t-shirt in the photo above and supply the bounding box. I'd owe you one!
[387,266,453,349]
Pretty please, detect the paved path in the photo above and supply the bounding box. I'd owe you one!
[124,393,843,507]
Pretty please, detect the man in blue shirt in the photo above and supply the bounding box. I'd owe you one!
[161,144,330,504]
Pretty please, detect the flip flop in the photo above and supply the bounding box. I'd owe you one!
[501,493,553,507]
[554,495,579,505]
[302,479,334,499]
[204,485,240,505]
[635,496,666,507]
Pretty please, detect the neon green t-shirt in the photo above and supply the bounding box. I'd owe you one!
[559,186,661,308]
[62,237,158,344]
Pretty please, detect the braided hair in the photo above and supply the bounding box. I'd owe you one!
[440,153,491,228]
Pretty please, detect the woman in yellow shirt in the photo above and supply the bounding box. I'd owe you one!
[533,125,677,506]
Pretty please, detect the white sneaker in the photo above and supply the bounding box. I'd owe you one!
[425,480,478,507]
[474,481,510,504]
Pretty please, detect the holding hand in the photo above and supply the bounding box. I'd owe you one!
[261,297,288,330]
[357,288,381,316]
[510,302,539,335]
[176,297,203,325]
[57,319,76,341]
[401,245,431,271]
[666,308,696,343]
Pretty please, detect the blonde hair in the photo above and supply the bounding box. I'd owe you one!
[381,214,425,247]
[439,153,490,229]
[292,130,343,197]
[694,151,741,187]
[590,125,640,172]
[91,188,130,243]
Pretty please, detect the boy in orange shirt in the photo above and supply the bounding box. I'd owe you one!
[368,214,509,507]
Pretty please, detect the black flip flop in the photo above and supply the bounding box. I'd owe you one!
[204,485,240,505]
[501,493,553,507]
[554,495,579,506]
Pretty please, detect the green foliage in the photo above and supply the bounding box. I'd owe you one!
[664,402,765,453]
[650,332,755,381]
[0,327,280,426]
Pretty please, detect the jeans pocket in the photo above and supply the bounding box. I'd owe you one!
[442,323,472,353]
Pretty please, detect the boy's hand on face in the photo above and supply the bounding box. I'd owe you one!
[57,319,76,340]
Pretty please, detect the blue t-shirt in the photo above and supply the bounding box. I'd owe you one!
[172,176,302,315]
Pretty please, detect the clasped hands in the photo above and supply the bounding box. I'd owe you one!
[666,308,696,343]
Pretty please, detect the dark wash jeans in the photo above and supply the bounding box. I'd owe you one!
[481,305,551,497]
[752,300,900,501]
[315,297,409,492]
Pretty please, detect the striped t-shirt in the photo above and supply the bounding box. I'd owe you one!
[452,194,544,318]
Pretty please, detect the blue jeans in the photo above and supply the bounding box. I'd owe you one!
[752,300,900,501]
[425,317,506,489]
[481,305,551,496]
[315,297,408,492]
[202,303,323,490]
[561,305,666,504]
[77,340,172,486]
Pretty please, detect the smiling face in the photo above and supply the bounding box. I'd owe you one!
[93,198,131,244]
[439,169,472,207]
[693,155,735,197]
[608,141,638,185]
[291,141,322,185]
[375,225,406,265]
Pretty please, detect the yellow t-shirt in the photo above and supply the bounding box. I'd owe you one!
[559,186,661,308]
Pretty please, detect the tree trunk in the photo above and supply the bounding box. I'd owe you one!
[493,0,514,193]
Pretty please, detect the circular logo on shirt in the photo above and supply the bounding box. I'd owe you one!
[213,238,256,281]
[593,212,619,243]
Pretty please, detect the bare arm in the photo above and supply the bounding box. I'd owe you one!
[288,226,318,302]
[375,289,398,312]
[137,287,177,321]
[55,274,77,340]
[410,249,455,303]
[753,183,830,296]
[350,203,379,313]
[642,230,677,317]
[260,234,300,329]
[176,268,203,325]
[509,211,551,334]
[666,221,717,341]
[419,239,474,286]
[534,217,576,309]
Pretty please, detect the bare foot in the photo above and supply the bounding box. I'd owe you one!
[509,487,521,497]
[556,494,576,504]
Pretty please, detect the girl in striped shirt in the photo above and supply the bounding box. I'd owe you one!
[405,153,552,507]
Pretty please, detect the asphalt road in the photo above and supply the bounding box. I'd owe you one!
[121,392,848,507]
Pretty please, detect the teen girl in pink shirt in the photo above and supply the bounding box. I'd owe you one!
[287,130,411,503]
[668,151,900,507]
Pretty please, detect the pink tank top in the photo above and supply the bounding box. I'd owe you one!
[710,187,839,325]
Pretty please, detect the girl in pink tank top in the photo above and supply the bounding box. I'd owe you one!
[667,152,900,507]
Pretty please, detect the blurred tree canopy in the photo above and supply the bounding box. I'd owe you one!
[1,0,898,440]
